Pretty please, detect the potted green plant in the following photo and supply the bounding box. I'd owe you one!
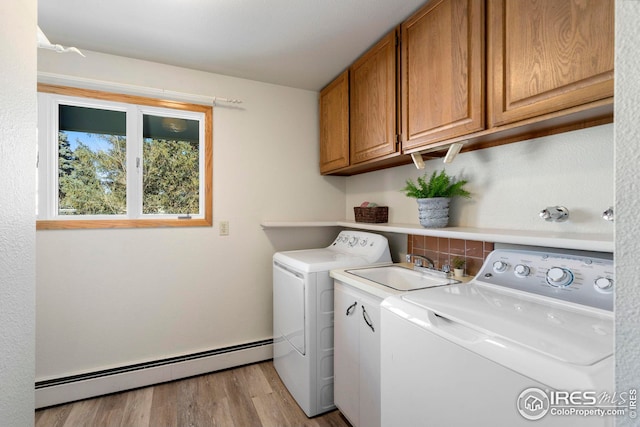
[402,169,470,228]
[451,256,466,277]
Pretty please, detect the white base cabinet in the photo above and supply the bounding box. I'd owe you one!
[334,281,382,427]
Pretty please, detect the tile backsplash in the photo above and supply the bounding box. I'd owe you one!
[407,235,494,277]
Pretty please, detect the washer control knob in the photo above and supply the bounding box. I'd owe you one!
[594,277,613,291]
[514,264,530,278]
[359,239,368,247]
[348,237,359,247]
[493,261,509,273]
[546,267,573,287]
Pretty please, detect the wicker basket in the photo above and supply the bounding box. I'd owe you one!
[354,206,388,223]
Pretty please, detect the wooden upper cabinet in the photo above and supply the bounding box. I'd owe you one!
[487,0,614,127]
[320,0,614,176]
[350,29,398,164]
[401,0,484,151]
[319,70,350,174]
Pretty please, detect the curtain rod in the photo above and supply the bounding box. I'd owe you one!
[37,72,242,106]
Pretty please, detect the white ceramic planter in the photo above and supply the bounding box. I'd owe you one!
[416,197,450,228]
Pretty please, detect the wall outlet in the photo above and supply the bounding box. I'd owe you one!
[219,221,229,236]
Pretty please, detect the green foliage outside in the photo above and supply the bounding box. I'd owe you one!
[142,138,199,214]
[402,169,471,199]
[58,132,199,216]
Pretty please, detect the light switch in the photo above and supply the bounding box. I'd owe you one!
[219,221,229,236]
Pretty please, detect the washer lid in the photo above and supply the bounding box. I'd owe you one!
[400,283,613,366]
[274,249,370,273]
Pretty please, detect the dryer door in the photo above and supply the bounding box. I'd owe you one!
[273,261,306,355]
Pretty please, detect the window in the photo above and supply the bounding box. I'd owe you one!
[37,84,212,229]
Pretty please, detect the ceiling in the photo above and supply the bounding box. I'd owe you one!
[38,0,426,91]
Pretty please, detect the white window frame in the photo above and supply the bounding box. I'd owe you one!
[37,84,212,230]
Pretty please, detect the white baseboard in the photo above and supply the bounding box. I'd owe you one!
[36,342,273,409]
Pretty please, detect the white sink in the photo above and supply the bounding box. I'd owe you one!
[345,265,458,291]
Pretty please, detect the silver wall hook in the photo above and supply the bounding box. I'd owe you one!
[540,206,569,222]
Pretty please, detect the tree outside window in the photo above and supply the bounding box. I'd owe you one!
[37,85,212,229]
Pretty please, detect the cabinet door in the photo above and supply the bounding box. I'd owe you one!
[401,0,484,151]
[350,30,398,164]
[333,284,360,426]
[359,297,382,427]
[488,0,614,127]
[319,71,350,174]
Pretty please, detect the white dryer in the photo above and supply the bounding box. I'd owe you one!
[273,231,391,417]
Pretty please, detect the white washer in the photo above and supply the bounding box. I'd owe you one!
[273,230,391,417]
[381,248,614,427]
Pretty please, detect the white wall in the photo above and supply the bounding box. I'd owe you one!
[36,50,346,379]
[615,2,640,425]
[346,124,614,235]
[0,1,37,426]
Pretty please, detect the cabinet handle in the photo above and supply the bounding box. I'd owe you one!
[362,306,375,332]
[346,301,358,316]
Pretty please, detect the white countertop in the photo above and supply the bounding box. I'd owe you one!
[331,264,406,300]
[261,220,613,253]
[330,263,473,300]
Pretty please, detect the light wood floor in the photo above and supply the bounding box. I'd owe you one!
[35,361,351,427]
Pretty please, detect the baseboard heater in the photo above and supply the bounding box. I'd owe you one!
[35,338,273,409]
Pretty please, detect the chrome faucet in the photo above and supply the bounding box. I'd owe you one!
[406,253,435,269]
[406,253,453,280]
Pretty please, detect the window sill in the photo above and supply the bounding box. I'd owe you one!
[36,217,212,230]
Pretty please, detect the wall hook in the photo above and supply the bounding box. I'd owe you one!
[602,207,614,222]
[539,206,569,222]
